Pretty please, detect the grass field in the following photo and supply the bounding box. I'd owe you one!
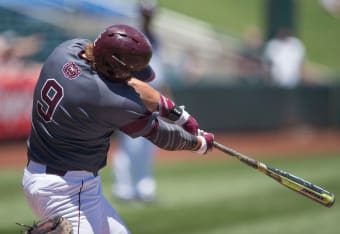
[1,153,339,234]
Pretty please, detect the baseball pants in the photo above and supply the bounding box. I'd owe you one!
[22,160,129,234]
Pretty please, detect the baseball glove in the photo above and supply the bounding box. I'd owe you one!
[17,216,73,234]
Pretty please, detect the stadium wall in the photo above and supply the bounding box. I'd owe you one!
[171,83,340,132]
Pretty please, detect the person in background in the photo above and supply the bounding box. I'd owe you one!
[263,28,305,88]
[111,0,170,202]
[263,28,306,128]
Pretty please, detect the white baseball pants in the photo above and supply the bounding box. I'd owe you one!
[22,160,129,234]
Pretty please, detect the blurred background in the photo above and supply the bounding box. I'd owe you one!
[1,0,340,136]
[0,0,339,233]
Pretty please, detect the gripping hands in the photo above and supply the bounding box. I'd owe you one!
[159,96,214,154]
[158,95,199,135]
[194,129,214,154]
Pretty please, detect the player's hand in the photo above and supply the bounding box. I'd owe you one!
[158,95,199,135]
[127,77,160,112]
[182,116,199,135]
[174,110,199,135]
[193,129,214,154]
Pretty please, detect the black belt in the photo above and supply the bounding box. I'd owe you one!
[28,160,98,177]
[45,166,69,177]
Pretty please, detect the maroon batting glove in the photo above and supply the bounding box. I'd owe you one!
[194,130,214,154]
[158,95,175,117]
[181,116,199,135]
[158,95,199,135]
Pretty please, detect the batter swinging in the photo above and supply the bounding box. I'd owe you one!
[22,24,214,234]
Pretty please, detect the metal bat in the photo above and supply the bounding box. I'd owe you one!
[213,141,335,208]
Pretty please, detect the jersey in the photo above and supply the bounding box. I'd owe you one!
[28,39,154,172]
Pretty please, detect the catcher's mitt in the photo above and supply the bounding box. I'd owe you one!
[17,216,73,234]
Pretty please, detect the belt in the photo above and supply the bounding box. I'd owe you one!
[45,166,69,177]
[27,159,98,177]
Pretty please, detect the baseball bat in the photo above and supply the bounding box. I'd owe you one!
[213,141,335,208]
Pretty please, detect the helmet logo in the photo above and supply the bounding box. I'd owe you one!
[62,62,81,80]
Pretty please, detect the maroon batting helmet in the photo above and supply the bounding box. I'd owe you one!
[93,24,154,82]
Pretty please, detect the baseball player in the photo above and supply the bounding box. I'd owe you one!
[111,0,167,202]
[22,24,214,234]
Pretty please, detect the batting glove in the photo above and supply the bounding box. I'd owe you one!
[193,129,214,154]
[158,95,199,135]
[180,115,199,135]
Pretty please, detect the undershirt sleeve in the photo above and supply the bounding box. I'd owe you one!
[145,117,198,151]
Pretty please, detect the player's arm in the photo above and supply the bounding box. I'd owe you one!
[119,113,213,154]
[145,118,214,154]
[127,77,199,135]
[120,79,213,154]
[118,111,213,154]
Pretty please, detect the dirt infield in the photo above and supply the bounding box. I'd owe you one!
[0,128,339,169]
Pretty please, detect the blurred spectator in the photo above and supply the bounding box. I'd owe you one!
[0,30,43,80]
[111,0,169,202]
[235,25,266,84]
[263,28,305,88]
[263,28,306,128]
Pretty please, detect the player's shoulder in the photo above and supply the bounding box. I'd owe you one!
[56,38,91,51]
[46,38,90,64]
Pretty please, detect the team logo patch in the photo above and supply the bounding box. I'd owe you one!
[62,62,81,80]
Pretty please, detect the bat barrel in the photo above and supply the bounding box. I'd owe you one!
[267,166,336,208]
[213,140,336,208]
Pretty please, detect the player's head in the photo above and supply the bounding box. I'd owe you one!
[93,24,154,82]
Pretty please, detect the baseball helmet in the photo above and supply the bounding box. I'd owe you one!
[93,24,154,82]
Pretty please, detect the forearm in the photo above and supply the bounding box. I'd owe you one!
[128,77,188,120]
[145,118,199,151]
[127,78,198,134]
